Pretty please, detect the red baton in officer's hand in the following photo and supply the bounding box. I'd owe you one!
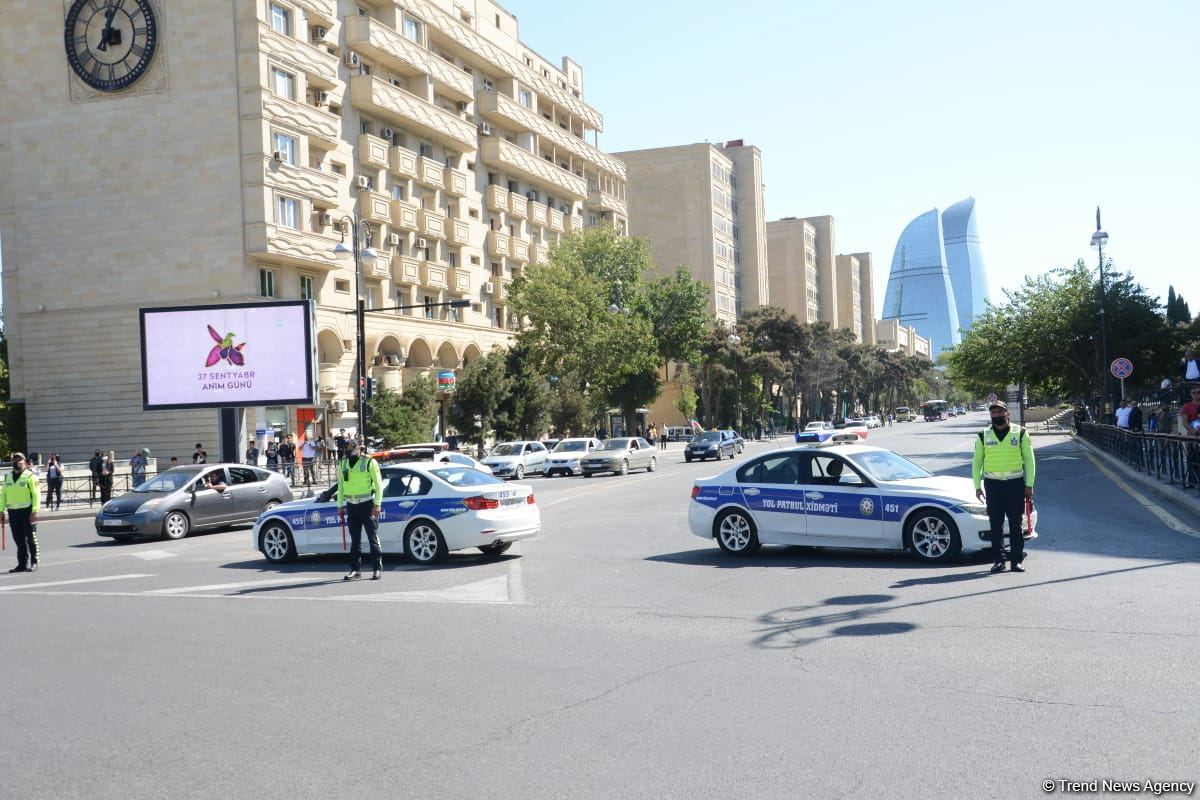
[2,516,5,551]
[340,516,347,551]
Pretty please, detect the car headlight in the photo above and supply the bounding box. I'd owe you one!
[957,503,988,515]
[136,500,162,514]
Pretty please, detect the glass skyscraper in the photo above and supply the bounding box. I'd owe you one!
[883,198,989,358]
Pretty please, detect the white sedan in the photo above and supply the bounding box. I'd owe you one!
[689,442,994,563]
[253,463,540,565]
[433,451,493,474]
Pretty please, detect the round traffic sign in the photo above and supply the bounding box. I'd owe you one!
[1110,358,1134,379]
[987,392,998,404]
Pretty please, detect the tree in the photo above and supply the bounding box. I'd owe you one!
[646,267,712,367]
[369,375,437,446]
[494,342,552,440]
[447,350,510,448]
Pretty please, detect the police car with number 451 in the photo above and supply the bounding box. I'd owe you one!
[689,436,998,563]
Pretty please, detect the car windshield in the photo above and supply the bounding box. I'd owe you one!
[431,467,504,487]
[602,438,633,451]
[848,451,933,482]
[554,440,590,452]
[695,432,721,442]
[133,469,201,493]
[805,422,826,430]
[489,444,518,456]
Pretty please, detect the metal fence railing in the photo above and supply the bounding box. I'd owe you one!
[1079,423,1200,495]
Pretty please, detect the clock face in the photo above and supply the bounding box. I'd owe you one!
[64,0,158,92]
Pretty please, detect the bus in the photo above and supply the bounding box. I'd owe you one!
[893,406,916,423]
[921,400,949,421]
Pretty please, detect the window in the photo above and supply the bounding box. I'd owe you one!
[518,88,532,108]
[299,275,314,301]
[807,455,867,487]
[402,15,422,44]
[448,252,457,268]
[229,467,261,485]
[272,131,298,166]
[384,471,430,497]
[258,268,276,298]
[274,195,299,229]
[492,307,502,327]
[367,284,380,310]
[737,454,799,485]
[423,295,434,319]
[334,279,350,293]
[269,3,291,35]
[270,67,295,100]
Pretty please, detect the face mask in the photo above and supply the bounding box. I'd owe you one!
[12,464,22,475]
[991,416,1008,426]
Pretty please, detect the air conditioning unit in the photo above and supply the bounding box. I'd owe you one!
[272,151,284,163]
[312,26,328,41]
[344,51,360,68]
[481,79,494,91]
[332,399,347,413]
[456,101,469,112]
[388,233,401,247]
[314,91,329,105]
[416,238,428,248]
[483,282,495,294]
[478,122,492,136]
[320,213,333,226]
[380,127,395,141]
[356,175,371,190]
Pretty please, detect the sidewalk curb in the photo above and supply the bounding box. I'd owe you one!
[1072,435,1200,523]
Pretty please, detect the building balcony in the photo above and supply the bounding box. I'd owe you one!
[486,185,508,212]
[480,138,587,201]
[447,268,471,295]
[349,75,477,153]
[587,188,627,218]
[364,250,392,279]
[548,207,565,233]
[448,219,470,245]
[527,199,548,228]
[396,256,421,285]
[250,88,341,150]
[390,145,419,180]
[416,156,445,189]
[421,262,449,289]
[358,133,391,170]
[253,156,343,207]
[419,208,446,239]
[318,361,340,396]
[488,231,511,258]
[255,22,339,88]
[444,167,469,197]
[476,91,626,179]
[295,0,336,25]
[246,223,341,271]
[568,214,582,233]
[344,16,473,102]
[490,277,512,304]
[528,242,549,265]
[509,237,529,263]
[391,199,419,231]
[507,192,527,219]
[357,190,391,225]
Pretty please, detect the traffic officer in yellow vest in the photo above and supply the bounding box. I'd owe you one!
[337,438,384,581]
[1,452,40,573]
[972,401,1036,573]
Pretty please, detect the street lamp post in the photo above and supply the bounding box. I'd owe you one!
[1091,207,1110,421]
[333,217,378,446]
[727,327,743,430]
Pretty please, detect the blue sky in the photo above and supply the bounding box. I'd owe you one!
[511,0,1199,319]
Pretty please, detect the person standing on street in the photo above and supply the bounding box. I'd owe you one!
[337,439,383,581]
[88,449,102,504]
[192,443,207,464]
[129,450,148,486]
[245,440,260,466]
[300,436,317,486]
[1129,402,1143,433]
[97,453,115,503]
[2,453,40,573]
[1179,387,1200,436]
[264,439,280,472]
[973,401,1036,574]
[45,453,64,511]
[278,435,296,486]
[1114,400,1132,430]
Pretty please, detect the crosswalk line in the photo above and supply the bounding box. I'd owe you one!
[0,574,154,592]
[344,574,510,604]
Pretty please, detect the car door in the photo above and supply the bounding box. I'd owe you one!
[188,468,235,526]
[798,453,883,542]
[526,442,547,473]
[636,438,654,468]
[735,453,806,542]
[379,469,428,545]
[227,466,269,520]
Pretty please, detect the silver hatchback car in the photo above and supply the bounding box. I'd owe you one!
[95,464,293,541]
[580,437,658,477]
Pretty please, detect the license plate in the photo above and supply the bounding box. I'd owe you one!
[501,497,524,508]
[102,519,124,527]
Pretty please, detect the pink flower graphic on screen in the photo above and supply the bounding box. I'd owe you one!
[205,324,246,367]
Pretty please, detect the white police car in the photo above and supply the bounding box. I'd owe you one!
[253,463,540,565]
[689,439,993,563]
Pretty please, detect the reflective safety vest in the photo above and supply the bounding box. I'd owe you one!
[336,455,383,507]
[0,470,39,513]
[972,425,1036,489]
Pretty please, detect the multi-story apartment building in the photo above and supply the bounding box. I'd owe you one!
[875,319,932,361]
[615,140,769,324]
[835,253,876,345]
[0,0,626,459]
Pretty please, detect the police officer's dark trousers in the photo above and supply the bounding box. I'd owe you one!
[984,477,1024,564]
[9,508,37,568]
[346,500,382,571]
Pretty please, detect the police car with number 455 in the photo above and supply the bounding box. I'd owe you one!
[688,435,1021,563]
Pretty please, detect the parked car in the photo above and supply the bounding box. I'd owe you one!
[685,430,738,462]
[545,437,602,477]
[481,441,549,479]
[254,463,540,565]
[865,415,883,429]
[580,437,657,476]
[95,465,293,541]
[432,451,493,474]
[805,421,835,432]
[543,438,562,453]
[666,426,694,442]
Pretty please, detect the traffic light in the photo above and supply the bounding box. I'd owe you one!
[366,377,378,399]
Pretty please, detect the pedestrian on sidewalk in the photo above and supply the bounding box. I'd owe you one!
[1129,402,1143,432]
[192,443,207,464]
[97,453,114,503]
[1115,400,1133,430]
[88,449,102,504]
[300,436,317,486]
[264,439,280,472]
[1179,387,1200,437]
[972,401,1036,574]
[278,435,296,485]
[44,453,63,511]
[245,440,259,466]
[337,439,383,581]
[130,450,148,487]
[2,453,40,573]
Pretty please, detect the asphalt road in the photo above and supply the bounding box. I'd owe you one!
[2,414,1198,800]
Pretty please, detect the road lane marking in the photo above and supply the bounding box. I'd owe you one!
[507,543,526,604]
[1082,450,1199,537]
[132,550,177,561]
[144,577,316,594]
[343,574,510,603]
[0,574,154,592]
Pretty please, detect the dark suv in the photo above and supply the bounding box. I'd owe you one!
[685,430,738,462]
